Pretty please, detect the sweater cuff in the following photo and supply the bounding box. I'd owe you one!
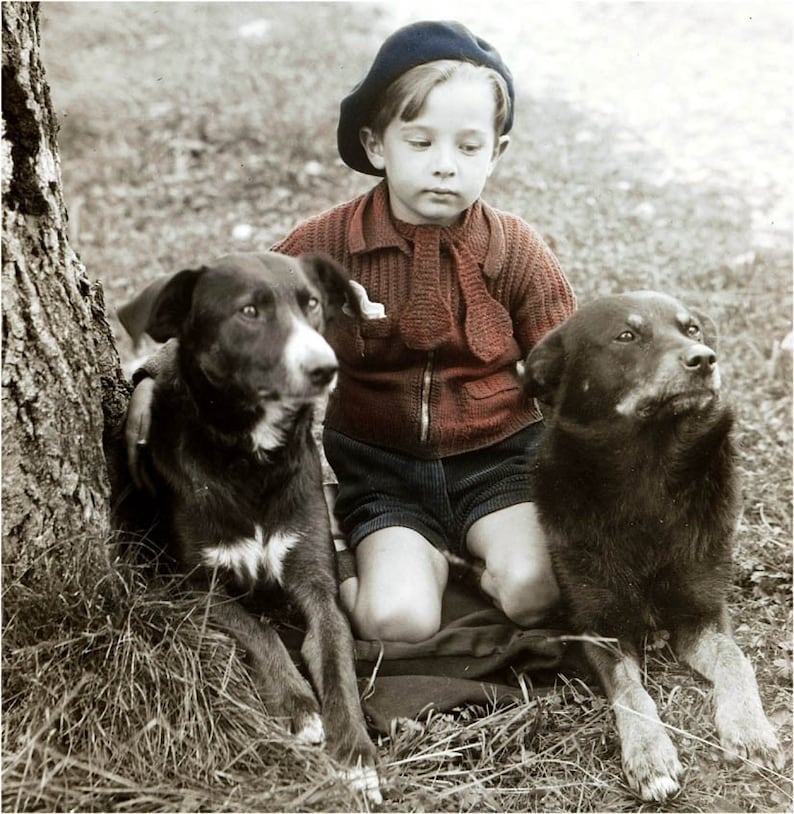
[132,338,178,385]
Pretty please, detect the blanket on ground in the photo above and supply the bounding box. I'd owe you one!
[280,576,575,733]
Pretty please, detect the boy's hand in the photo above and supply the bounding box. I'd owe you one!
[124,377,155,491]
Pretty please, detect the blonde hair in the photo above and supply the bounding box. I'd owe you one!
[368,60,511,139]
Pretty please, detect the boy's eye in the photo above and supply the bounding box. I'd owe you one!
[460,143,482,155]
[408,138,430,149]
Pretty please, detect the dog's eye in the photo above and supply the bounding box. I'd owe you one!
[686,323,701,338]
[616,330,636,343]
[306,296,320,312]
[240,304,258,319]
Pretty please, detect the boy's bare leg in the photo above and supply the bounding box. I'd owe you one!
[345,527,448,643]
[466,502,560,626]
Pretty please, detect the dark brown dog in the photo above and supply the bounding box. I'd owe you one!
[119,252,380,801]
[522,290,782,801]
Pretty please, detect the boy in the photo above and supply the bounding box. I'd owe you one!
[125,20,575,642]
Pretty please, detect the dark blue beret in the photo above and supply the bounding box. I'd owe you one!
[337,20,515,176]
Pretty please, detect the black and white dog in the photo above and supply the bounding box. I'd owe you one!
[119,252,380,801]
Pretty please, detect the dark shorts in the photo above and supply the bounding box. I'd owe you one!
[322,424,544,555]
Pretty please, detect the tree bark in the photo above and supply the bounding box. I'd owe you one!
[2,2,129,577]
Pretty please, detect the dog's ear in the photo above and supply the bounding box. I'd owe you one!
[522,326,567,404]
[690,307,718,350]
[300,253,363,320]
[145,268,206,342]
[117,275,171,346]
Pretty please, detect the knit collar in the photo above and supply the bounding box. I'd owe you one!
[347,181,506,280]
[348,181,512,362]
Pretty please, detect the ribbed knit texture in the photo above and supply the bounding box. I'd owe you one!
[393,220,515,362]
[397,224,455,352]
[269,181,575,458]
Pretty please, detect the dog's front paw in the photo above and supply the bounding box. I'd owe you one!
[280,693,324,745]
[622,730,683,802]
[293,710,326,745]
[339,757,382,805]
[717,707,784,771]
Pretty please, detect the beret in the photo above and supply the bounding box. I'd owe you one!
[338,20,514,176]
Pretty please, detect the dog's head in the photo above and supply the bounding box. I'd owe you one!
[122,252,360,404]
[523,291,723,425]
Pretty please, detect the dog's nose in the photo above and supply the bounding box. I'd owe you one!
[307,362,338,388]
[683,343,717,373]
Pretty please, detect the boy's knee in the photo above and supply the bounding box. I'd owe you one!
[484,558,560,627]
[352,596,441,643]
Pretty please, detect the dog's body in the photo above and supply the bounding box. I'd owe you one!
[523,291,782,801]
[121,252,379,801]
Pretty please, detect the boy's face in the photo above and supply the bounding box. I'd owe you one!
[361,74,509,226]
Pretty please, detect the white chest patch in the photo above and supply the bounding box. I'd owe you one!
[202,528,300,586]
[250,403,298,454]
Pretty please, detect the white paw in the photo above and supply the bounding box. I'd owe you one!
[623,733,683,802]
[718,711,784,770]
[295,713,325,745]
[339,762,382,805]
[635,769,682,803]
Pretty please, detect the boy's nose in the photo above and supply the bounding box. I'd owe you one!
[431,145,457,176]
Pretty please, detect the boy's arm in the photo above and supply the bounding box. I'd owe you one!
[270,219,322,258]
[125,339,177,488]
[510,231,576,353]
[130,337,178,384]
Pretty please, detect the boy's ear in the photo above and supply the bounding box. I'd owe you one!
[359,127,386,172]
[145,268,206,342]
[487,135,510,176]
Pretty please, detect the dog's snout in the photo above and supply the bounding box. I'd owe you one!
[682,343,717,373]
[299,339,339,387]
[284,319,339,394]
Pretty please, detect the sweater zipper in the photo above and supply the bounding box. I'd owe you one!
[419,351,435,444]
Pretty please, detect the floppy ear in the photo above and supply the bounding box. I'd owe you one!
[522,326,567,404]
[300,253,363,320]
[690,307,718,350]
[145,267,206,342]
[117,275,172,345]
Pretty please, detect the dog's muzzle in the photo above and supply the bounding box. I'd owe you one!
[682,342,717,375]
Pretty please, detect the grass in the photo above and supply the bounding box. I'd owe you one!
[3,2,791,811]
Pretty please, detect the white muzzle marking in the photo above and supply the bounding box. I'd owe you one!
[283,317,337,392]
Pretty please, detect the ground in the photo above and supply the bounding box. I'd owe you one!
[3,3,791,812]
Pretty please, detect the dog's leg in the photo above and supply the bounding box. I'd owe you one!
[676,616,783,770]
[209,596,325,744]
[584,639,683,802]
[289,574,381,803]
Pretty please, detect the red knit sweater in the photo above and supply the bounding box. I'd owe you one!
[272,182,575,458]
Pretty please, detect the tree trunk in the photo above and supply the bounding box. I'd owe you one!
[2,2,130,577]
